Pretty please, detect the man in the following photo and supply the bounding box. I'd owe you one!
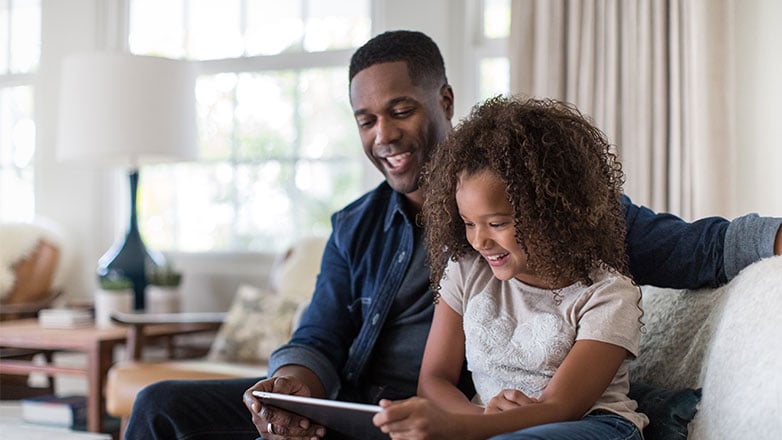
[126,30,782,440]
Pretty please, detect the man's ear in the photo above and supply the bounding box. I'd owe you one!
[440,84,455,120]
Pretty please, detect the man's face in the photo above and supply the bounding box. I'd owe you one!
[350,61,454,208]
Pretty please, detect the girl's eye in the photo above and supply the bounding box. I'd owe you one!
[489,222,507,228]
[463,222,475,228]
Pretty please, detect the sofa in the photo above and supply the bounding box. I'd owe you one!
[630,255,782,439]
[107,243,781,440]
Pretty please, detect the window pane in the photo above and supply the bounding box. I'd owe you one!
[245,0,303,55]
[298,68,354,158]
[483,0,510,40]
[479,57,509,100]
[129,0,185,58]
[188,0,243,59]
[195,73,238,161]
[9,0,40,73]
[304,0,371,52]
[0,2,8,72]
[235,72,297,160]
[0,85,35,221]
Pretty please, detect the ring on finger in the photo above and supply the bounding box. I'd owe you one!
[267,422,275,435]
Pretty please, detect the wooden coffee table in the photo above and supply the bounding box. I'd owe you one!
[0,318,219,433]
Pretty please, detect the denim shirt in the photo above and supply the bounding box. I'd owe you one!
[269,182,419,400]
[269,182,781,402]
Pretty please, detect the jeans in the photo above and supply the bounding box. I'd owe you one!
[489,412,642,440]
[124,377,262,440]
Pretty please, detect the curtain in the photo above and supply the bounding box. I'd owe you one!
[509,0,735,219]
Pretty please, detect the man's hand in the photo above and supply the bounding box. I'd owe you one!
[484,389,538,414]
[243,376,325,439]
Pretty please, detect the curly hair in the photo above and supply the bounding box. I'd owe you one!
[421,96,629,294]
[349,30,447,89]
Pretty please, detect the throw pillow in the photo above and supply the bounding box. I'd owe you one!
[630,382,701,440]
[207,284,300,363]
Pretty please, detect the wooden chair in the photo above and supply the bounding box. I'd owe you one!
[1,239,62,399]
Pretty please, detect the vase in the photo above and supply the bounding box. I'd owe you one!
[144,286,181,314]
[94,288,133,327]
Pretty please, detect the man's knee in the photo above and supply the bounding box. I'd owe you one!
[135,380,188,413]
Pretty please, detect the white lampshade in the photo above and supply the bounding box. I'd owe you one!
[56,52,197,167]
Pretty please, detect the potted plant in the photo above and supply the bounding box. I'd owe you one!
[94,272,134,327]
[145,264,183,314]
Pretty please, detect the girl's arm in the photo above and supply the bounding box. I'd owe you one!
[417,301,481,414]
[376,339,628,440]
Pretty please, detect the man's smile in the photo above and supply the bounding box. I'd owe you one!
[383,151,413,170]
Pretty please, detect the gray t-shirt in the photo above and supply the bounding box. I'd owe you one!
[439,253,648,431]
[365,228,434,401]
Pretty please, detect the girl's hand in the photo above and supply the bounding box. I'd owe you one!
[484,389,538,414]
[373,397,457,440]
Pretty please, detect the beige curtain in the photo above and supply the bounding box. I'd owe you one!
[509,0,735,219]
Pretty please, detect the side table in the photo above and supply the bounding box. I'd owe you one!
[0,318,219,434]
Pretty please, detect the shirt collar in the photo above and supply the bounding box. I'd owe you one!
[384,189,415,232]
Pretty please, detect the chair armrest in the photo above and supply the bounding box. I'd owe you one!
[0,289,64,320]
[111,311,226,361]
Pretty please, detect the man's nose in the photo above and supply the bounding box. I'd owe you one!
[374,118,401,146]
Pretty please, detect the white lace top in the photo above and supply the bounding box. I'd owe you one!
[438,253,648,431]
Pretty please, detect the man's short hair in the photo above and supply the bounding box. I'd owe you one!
[349,30,448,88]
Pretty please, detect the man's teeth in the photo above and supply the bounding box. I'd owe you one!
[487,254,508,261]
[386,152,411,167]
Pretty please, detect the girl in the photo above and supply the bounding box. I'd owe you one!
[373,96,647,439]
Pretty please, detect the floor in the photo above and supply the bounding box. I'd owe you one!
[0,352,112,440]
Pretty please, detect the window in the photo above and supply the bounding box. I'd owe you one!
[0,0,40,222]
[472,0,511,101]
[129,0,370,252]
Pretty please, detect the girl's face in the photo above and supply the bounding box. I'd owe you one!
[456,169,545,286]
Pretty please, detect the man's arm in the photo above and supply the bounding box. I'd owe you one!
[622,195,782,289]
[267,233,357,399]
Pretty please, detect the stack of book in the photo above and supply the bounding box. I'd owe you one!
[21,394,88,429]
[38,308,93,329]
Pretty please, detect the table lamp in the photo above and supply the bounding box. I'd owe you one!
[56,52,197,310]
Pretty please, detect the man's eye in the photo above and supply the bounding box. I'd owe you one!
[392,109,413,118]
[356,119,374,128]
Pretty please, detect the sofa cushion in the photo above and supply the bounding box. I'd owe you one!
[689,256,782,439]
[207,284,300,363]
[630,285,728,390]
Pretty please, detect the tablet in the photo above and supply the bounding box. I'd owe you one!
[253,391,388,440]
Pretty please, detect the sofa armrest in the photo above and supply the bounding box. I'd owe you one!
[111,311,226,360]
